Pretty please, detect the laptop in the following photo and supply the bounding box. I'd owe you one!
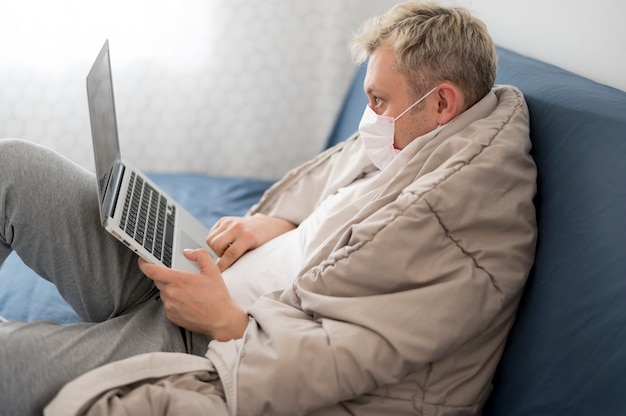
[86,40,217,272]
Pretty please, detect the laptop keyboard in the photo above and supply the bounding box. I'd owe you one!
[119,172,175,267]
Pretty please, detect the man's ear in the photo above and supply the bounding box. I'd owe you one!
[434,82,465,125]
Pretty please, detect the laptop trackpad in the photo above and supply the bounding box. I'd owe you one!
[176,231,203,272]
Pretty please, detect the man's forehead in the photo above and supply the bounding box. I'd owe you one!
[363,46,404,94]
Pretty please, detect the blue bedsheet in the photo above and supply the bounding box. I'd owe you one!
[0,173,274,324]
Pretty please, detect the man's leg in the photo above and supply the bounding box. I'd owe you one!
[0,139,156,321]
[0,140,217,414]
[0,300,186,416]
[0,139,192,414]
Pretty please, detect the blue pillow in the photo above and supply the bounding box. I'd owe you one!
[0,253,80,323]
[484,47,626,415]
[325,64,367,148]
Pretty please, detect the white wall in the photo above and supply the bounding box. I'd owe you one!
[380,0,626,91]
[1,1,622,180]
[0,0,395,179]
[454,0,626,92]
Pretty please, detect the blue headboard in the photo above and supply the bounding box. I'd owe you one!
[486,47,626,415]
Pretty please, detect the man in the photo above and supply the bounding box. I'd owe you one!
[0,1,536,415]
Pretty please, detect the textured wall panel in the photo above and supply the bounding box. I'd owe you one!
[0,0,396,179]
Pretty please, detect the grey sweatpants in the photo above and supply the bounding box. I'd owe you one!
[0,139,210,416]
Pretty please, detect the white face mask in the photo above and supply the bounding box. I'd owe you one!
[359,86,437,170]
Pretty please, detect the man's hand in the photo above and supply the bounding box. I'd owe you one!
[207,213,296,271]
[138,249,249,341]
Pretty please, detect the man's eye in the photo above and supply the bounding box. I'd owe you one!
[374,96,383,107]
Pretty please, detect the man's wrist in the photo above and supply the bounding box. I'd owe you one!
[211,307,249,342]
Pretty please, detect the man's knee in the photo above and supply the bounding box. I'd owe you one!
[0,138,36,165]
[0,139,54,180]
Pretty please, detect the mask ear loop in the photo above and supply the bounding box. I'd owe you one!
[394,86,438,121]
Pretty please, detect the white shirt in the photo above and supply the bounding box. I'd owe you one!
[223,170,381,310]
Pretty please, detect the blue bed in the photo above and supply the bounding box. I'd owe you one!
[2,47,626,415]
[0,174,274,324]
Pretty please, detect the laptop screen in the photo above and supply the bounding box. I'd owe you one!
[86,40,122,222]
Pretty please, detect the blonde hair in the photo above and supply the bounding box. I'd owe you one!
[349,1,497,109]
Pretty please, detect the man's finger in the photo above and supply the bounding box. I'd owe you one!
[206,229,235,257]
[138,257,159,278]
[215,243,243,272]
[183,249,219,275]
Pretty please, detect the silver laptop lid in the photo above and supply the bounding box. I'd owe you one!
[86,40,124,225]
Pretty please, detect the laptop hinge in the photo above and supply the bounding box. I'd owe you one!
[103,162,125,220]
